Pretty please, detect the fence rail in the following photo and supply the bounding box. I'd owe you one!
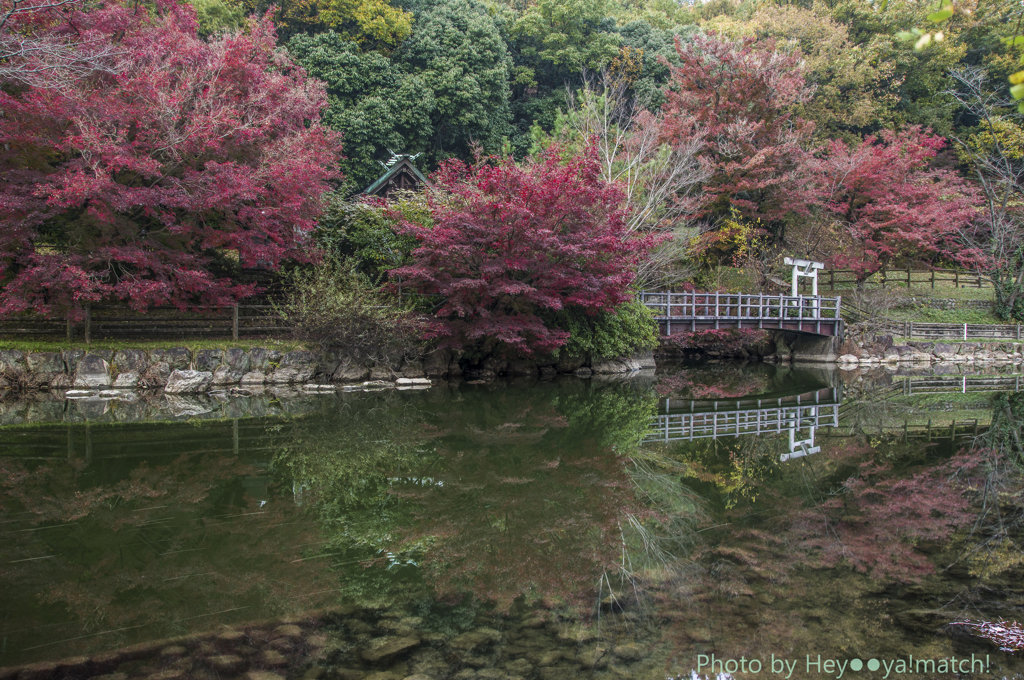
[0,302,290,341]
[872,319,1024,341]
[900,375,1024,395]
[817,267,992,291]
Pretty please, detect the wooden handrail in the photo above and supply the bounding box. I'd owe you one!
[639,291,842,321]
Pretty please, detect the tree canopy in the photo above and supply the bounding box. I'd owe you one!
[0,1,340,318]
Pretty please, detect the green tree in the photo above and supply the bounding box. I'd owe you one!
[512,0,621,73]
[829,0,966,134]
[231,0,412,45]
[288,32,433,190]
[313,190,428,282]
[290,0,513,190]
[190,0,244,37]
[318,0,414,49]
[615,20,697,110]
[393,0,514,164]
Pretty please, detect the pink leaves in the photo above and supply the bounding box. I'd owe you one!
[393,146,651,357]
[0,0,341,317]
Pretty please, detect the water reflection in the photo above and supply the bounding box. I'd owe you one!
[0,366,1023,678]
[275,381,699,612]
[644,387,840,463]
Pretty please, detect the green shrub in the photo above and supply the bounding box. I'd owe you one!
[276,259,424,365]
[313,191,429,284]
[547,299,658,359]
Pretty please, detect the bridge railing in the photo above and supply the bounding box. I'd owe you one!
[639,291,842,321]
[644,403,839,444]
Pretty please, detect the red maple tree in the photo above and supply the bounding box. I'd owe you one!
[805,127,983,279]
[658,33,815,228]
[0,0,341,319]
[392,147,654,357]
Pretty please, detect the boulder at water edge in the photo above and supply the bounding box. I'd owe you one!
[164,370,213,394]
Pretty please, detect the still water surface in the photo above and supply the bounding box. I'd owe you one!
[1,363,1023,679]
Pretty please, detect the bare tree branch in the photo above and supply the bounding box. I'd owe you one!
[946,68,1024,318]
[0,0,122,88]
[565,70,711,290]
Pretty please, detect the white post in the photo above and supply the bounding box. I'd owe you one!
[784,257,824,319]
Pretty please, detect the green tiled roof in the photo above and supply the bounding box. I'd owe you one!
[362,155,429,195]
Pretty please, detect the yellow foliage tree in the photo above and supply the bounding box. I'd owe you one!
[319,0,413,48]
[236,0,412,47]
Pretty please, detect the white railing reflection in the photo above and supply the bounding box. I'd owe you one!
[644,388,841,462]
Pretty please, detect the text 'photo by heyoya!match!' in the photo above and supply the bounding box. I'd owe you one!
[694,653,992,678]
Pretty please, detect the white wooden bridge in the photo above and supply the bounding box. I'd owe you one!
[639,291,844,338]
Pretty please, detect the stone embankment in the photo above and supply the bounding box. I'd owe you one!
[0,348,656,394]
[836,339,1024,368]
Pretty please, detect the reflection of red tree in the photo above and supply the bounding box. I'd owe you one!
[696,442,986,585]
[389,395,645,610]
[783,451,982,581]
[656,367,770,400]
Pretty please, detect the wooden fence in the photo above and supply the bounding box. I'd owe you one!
[0,419,290,462]
[0,302,290,341]
[815,267,992,291]
[899,375,1024,395]
[874,319,1024,341]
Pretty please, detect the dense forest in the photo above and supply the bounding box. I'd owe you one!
[1,0,1023,359]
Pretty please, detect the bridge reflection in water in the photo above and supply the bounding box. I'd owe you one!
[644,387,841,462]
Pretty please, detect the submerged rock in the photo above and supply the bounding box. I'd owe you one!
[450,628,500,652]
[360,636,420,663]
[261,650,287,667]
[576,646,608,669]
[272,624,302,638]
[208,654,246,673]
[612,643,642,661]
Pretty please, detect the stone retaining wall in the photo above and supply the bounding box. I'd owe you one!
[836,339,1024,367]
[0,347,657,394]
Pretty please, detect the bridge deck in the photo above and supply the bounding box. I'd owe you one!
[640,291,843,337]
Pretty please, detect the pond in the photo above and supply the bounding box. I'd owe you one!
[1,363,1023,680]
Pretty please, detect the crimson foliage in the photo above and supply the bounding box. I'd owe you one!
[805,127,982,279]
[658,33,814,227]
[0,1,341,318]
[392,148,653,357]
